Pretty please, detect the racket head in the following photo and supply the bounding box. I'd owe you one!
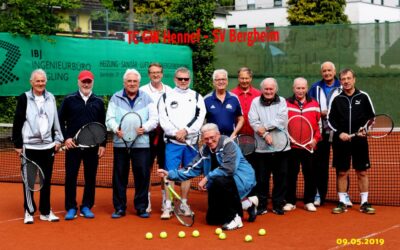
[164,177,194,227]
[119,112,142,142]
[75,122,107,147]
[288,115,313,147]
[366,114,394,138]
[234,134,256,155]
[267,128,289,152]
[20,154,44,192]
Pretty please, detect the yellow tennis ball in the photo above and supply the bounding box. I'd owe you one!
[178,231,186,238]
[244,235,253,242]
[258,228,266,236]
[218,232,227,240]
[215,228,223,235]
[145,232,153,240]
[160,231,168,239]
[192,230,200,237]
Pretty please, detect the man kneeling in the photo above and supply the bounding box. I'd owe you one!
[158,123,257,230]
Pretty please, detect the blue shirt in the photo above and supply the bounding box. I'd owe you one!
[204,91,243,136]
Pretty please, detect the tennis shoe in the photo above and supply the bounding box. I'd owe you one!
[283,203,296,212]
[360,202,376,214]
[332,202,347,214]
[40,210,59,222]
[111,209,126,219]
[80,207,95,218]
[344,195,353,207]
[24,210,34,224]
[272,207,284,215]
[247,196,258,222]
[257,208,268,215]
[137,210,150,218]
[160,206,172,220]
[314,194,321,206]
[222,214,243,231]
[304,203,317,212]
[180,203,192,216]
[65,208,78,220]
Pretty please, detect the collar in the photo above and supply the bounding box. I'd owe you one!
[260,94,280,106]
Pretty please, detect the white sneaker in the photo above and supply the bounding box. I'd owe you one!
[160,206,172,220]
[40,210,60,222]
[344,195,353,207]
[180,203,192,216]
[283,203,296,212]
[24,210,34,224]
[314,195,321,206]
[304,203,317,212]
[222,214,243,231]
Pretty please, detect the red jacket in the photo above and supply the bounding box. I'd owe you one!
[286,95,321,150]
[231,86,261,136]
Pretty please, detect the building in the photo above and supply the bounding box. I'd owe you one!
[227,0,400,28]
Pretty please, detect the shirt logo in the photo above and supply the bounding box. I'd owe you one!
[210,104,216,109]
[226,104,233,109]
[170,101,178,108]
[355,100,361,105]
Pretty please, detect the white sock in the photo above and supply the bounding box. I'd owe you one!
[315,190,320,197]
[161,190,166,204]
[338,192,347,203]
[165,200,172,208]
[360,192,368,204]
[241,198,252,210]
[182,199,188,205]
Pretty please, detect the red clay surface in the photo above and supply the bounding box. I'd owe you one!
[0,182,399,250]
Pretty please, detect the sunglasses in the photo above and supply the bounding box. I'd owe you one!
[176,77,190,81]
[81,79,93,84]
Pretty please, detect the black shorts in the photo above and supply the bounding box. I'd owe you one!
[332,137,370,171]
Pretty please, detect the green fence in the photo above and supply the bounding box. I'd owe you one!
[215,22,400,125]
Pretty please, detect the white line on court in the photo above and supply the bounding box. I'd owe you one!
[0,210,65,224]
[328,224,400,249]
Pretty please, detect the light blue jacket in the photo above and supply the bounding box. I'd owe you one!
[168,135,256,199]
[106,89,158,148]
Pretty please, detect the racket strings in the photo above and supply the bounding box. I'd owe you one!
[368,115,394,137]
[236,135,256,155]
[77,124,107,146]
[288,117,313,145]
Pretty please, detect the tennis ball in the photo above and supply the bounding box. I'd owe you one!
[178,231,186,238]
[218,232,227,240]
[244,235,253,242]
[215,228,223,235]
[258,228,266,236]
[145,232,153,240]
[192,230,200,237]
[160,231,168,239]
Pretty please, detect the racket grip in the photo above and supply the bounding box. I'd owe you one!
[59,145,67,151]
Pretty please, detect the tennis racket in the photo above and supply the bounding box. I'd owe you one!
[350,114,394,139]
[20,154,45,192]
[164,176,195,227]
[234,134,257,155]
[119,112,142,153]
[264,127,289,152]
[60,122,107,151]
[288,115,314,153]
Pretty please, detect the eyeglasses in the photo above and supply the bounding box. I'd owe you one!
[176,77,190,81]
[149,71,162,75]
[215,78,227,82]
[81,79,93,84]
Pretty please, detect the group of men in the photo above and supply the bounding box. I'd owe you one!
[12,61,376,230]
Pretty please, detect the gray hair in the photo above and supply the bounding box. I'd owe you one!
[201,123,220,134]
[260,77,279,92]
[174,67,191,77]
[123,69,141,82]
[321,61,336,71]
[30,69,47,81]
[293,77,308,87]
[212,69,228,81]
[238,67,253,78]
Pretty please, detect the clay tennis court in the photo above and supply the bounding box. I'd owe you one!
[0,132,399,249]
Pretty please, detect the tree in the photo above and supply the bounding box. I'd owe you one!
[287,0,349,25]
[168,0,216,95]
[0,0,81,36]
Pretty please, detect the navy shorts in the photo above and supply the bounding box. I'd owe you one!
[332,137,370,171]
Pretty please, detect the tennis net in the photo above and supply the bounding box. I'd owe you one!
[0,123,399,206]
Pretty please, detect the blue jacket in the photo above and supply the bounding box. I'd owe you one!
[106,89,158,148]
[167,135,256,199]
